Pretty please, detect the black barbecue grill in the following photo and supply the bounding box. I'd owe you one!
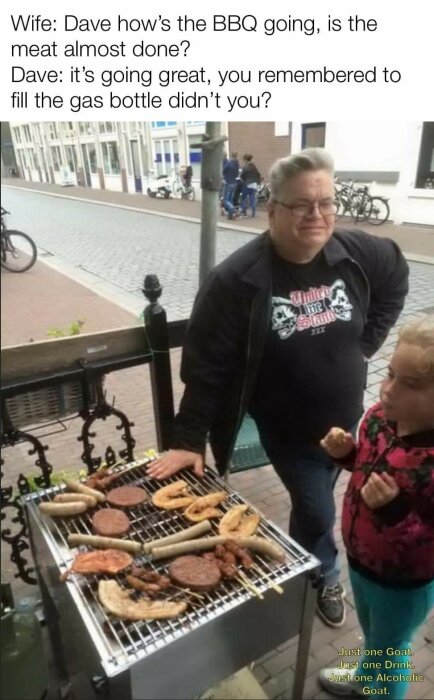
[25,458,320,699]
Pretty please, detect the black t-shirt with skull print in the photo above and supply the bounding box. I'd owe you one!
[249,248,366,446]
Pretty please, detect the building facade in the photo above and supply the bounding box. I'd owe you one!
[5,121,434,225]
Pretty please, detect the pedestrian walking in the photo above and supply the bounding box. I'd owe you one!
[240,154,261,218]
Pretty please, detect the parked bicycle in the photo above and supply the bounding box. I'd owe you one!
[1,207,37,272]
[172,166,195,201]
[172,175,195,201]
[334,179,390,225]
[256,179,271,209]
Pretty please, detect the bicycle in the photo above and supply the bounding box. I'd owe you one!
[334,180,390,225]
[1,207,38,272]
[256,179,271,209]
[172,174,195,201]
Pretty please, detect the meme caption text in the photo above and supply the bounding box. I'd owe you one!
[9,12,403,115]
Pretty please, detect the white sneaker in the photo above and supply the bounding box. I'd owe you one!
[318,667,364,696]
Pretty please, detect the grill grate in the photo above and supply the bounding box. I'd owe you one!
[25,458,315,675]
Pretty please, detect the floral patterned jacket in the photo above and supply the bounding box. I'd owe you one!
[341,402,434,584]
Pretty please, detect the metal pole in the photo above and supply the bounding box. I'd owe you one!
[197,122,226,286]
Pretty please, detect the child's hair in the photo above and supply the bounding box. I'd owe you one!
[397,315,434,376]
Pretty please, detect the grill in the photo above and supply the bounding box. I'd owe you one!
[25,458,320,700]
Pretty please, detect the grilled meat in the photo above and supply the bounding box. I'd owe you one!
[106,486,148,508]
[99,580,187,620]
[169,555,222,592]
[151,481,196,510]
[71,549,133,575]
[92,508,130,537]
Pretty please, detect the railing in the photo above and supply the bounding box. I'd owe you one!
[1,274,184,584]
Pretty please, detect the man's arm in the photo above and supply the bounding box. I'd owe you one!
[359,237,409,358]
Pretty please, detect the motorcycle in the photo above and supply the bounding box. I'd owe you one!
[146,170,172,199]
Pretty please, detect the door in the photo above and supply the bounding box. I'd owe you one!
[130,140,142,192]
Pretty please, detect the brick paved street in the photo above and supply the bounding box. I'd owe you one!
[1,180,433,699]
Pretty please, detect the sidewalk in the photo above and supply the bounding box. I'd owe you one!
[2,177,434,261]
[1,181,434,700]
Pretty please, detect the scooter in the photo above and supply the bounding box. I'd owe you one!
[146,170,172,199]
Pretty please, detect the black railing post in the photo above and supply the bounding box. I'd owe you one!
[143,275,175,451]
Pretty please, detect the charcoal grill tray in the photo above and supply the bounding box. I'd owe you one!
[25,458,320,699]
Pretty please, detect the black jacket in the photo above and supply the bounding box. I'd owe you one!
[172,229,409,474]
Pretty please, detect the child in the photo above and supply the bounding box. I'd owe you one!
[319,317,434,699]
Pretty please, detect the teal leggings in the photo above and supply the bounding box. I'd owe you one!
[349,566,434,700]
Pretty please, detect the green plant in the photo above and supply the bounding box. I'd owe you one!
[47,319,85,338]
[25,468,88,493]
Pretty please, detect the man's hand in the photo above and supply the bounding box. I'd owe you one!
[146,449,205,480]
[361,472,399,509]
[320,427,355,459]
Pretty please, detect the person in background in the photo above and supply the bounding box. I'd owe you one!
[240,154,261,218]
[222,152,240,220]
[147,148,409,628]
[319,317,434,698]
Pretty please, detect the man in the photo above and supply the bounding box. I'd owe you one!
[222,151,240,219]
[239,153,261,218]
[147,148,409,627]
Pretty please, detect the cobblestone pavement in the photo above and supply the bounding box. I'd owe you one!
[2,180,433,323]
[1,182,433,699]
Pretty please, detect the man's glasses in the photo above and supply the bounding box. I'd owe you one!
[272,199,338,217]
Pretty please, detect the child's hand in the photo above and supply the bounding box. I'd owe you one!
[361,472,399,509]
[320,427,355,459]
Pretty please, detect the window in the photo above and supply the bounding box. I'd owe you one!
[101,141,120,175]
[23,125,31,142]
[301,122,326,148]
[152,121,177,128]
[12,127,22,144]
[415,122,434,189]
[48,122,59,140]
[50,146,62,171]
[79,122,93,136]
[63,122,75,137]
[188,135,202,179]
[65,145,78,172]
[99,122,116,134]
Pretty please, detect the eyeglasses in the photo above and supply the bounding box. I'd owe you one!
[272,199,338,217]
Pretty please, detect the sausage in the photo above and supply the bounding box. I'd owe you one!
[151,535,286,562]
[142,520,212,554]
[234,536,286,562]
[67,533,142,554]
[53,493,97,508]
[64,479,106,503]
[39,501,88,517]
[151,536,228,560]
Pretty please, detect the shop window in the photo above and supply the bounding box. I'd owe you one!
[65,145,78,172]
[415,122,434,189]
[101,141,120,175]
[50,146,62,171]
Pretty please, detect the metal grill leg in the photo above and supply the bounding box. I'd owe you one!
[291,573,318,700]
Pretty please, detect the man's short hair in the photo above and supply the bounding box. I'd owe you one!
[270,148,334,200]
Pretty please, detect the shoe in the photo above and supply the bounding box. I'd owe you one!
[319,667,363,696]
[317,582,346,627]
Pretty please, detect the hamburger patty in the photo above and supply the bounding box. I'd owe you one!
[92,508,130,537]
[168,555,222,592]
[106,485,148,508]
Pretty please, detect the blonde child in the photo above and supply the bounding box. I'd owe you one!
[319,317,434,699]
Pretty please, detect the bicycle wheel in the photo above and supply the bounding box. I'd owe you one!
[350,194,371,222]
[366,197,390,225]
[173,179,183,199]
[1,230,37,272]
